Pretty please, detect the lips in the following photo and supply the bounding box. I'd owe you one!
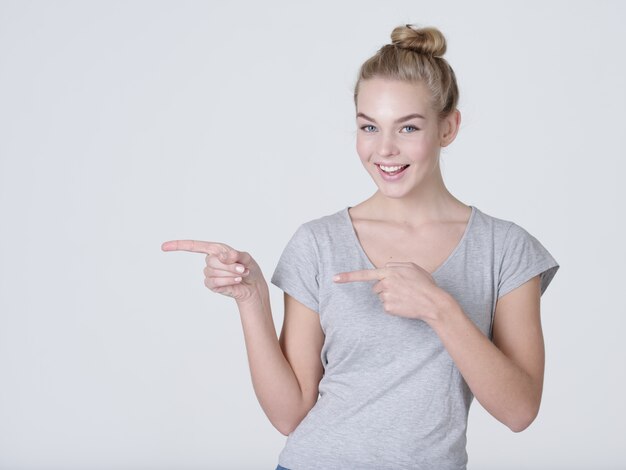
[376,163,410,175]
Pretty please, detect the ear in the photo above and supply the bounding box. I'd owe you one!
[439,109,461,147]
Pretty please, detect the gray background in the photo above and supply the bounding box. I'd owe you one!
[1,1,624,469]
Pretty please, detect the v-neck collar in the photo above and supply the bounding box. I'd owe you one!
[343,205,477,277]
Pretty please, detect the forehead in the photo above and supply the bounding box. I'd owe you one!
[356,78,433,119]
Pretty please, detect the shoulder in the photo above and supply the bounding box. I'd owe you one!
[476,207,560,298]
[298,207,348,238]
[470,206,516,245]
[279,207,348,257]
[300,206,347,228]
[473,206,552,256]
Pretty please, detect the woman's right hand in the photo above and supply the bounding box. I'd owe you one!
[161,240,266,303]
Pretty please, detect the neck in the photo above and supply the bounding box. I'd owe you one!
[364,168,467,227]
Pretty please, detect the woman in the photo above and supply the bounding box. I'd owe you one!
[162,24,559,470]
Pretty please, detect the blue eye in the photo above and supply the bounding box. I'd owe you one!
[402,125,420,133]
[360,125,376,132]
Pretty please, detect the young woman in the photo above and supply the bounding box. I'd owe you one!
[162,24,559,470]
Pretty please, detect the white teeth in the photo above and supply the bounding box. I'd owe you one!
[379,164,408,172]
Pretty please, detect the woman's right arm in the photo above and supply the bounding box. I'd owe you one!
[237,287,324,436]
[161,239,324,436]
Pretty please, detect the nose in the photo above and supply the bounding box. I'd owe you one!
[376,131,400,157]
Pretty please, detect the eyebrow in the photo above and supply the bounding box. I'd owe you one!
[356,112,426,123]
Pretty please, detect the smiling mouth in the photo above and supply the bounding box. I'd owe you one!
[376,164,410,175]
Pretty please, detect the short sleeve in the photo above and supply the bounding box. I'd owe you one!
[270,223,320,313]
[497,222,560,299]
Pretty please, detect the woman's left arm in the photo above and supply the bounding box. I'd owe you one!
[333,263,546,432]
[427,274,544,432]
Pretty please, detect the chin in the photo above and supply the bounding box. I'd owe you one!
[375,185,413,199]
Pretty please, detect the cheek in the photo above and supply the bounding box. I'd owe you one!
[356,137,371,163]
[408,134,440,161]
[412,144,433,162]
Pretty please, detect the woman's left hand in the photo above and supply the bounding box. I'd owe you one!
[333,262,451,322]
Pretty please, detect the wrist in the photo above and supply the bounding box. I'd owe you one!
[425,288,460,328]
[236,281,269,308]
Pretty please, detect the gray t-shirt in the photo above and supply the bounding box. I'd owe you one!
[270,205,560,470]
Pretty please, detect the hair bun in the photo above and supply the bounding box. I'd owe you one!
[391,24,447,58]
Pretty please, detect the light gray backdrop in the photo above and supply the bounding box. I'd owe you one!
[1,1,624,469]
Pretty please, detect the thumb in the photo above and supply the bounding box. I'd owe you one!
[219,247,255,269]
[219,247,239,264]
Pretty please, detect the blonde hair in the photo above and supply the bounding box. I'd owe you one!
[353,24,459,121]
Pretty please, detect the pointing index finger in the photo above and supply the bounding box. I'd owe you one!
[333,268,384,283]
[161,240,227,256]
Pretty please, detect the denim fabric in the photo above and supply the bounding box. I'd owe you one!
[275,465,290,470]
